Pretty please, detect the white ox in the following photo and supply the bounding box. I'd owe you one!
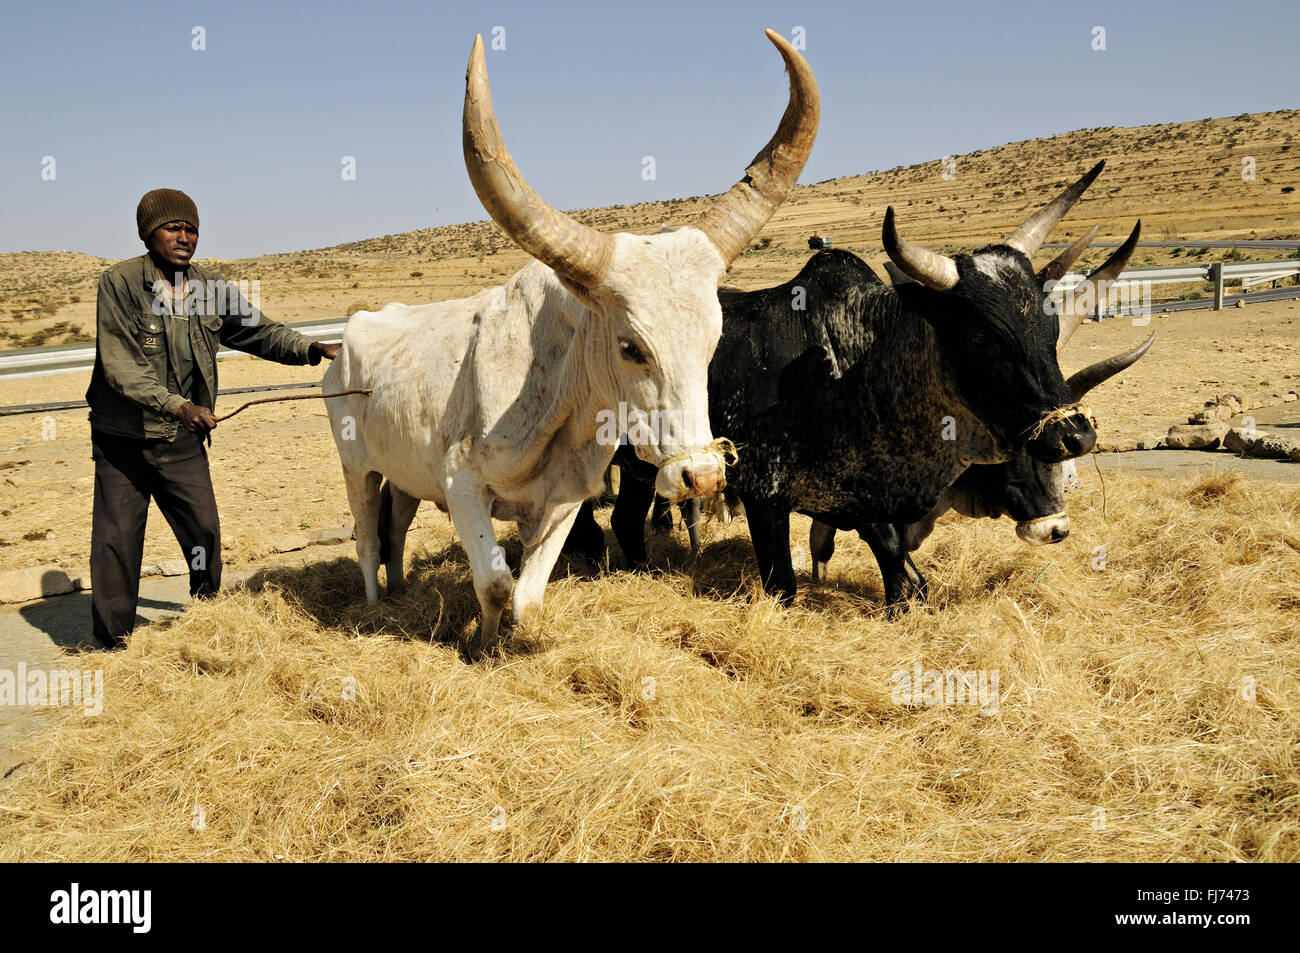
[324,31,819,658]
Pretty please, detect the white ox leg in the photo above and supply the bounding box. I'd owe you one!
[343,468,384,605]
[445,479,515,659]
[512,501,583,631]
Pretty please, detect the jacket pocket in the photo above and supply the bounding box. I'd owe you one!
[134,311,166,356]
[200,312,224,333]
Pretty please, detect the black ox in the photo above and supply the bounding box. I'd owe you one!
[567,162,1144,609]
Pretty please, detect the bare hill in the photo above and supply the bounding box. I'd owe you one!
[2,109,1297,348]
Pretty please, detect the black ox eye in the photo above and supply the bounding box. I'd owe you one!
[619,338,648,365]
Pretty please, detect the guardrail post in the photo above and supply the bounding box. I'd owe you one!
[1210,263,1224,310]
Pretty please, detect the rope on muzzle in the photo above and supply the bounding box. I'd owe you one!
[1023,403,1095,443]
[656,437,740,491]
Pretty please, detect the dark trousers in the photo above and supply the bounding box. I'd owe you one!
[90,428,221,647]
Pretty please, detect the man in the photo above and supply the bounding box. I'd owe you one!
[86,188,340,649]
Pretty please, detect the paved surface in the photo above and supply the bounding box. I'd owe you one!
[1092,448,1300,483]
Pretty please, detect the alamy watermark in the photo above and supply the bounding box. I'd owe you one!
[1044,276,1153,324]
[50,883,150,933]
[891,662,999,716]
[0,663,103,716]
[150,276,262,325]
[595,401,702,448]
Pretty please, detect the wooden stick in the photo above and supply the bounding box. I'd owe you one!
[212,389,372,422]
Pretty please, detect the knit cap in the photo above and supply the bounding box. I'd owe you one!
[136,188,199,241]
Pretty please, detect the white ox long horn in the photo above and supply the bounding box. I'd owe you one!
[694,29,821,266]
[1058,220,1142,347]
[462,34,615,291]
[1006,160,1106,258]
[1067,331,1156,400]
[882,206,959,291]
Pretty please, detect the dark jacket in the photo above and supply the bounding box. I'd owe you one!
[86,255,315,440]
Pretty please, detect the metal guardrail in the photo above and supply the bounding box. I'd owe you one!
[1050,258,1300,313]
[0,320,346,382]
[4,259,1299,382]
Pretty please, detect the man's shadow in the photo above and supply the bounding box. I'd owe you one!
[18,571,185,653]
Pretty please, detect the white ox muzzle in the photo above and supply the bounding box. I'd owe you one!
[654,442,730,502]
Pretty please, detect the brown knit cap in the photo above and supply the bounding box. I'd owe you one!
[136,188,199,242]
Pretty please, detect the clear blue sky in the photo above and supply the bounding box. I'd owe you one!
[2,0,1297,259]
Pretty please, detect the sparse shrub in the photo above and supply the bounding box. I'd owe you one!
[346,301,370,316]
[410,271,424,279]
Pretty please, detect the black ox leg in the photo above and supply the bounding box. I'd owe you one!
[562,500,608,565]
[610,470,656,569]
[809,520,836,582]
[859,523,928,617]
[742,494,796,605]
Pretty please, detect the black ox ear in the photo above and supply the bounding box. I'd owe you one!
[883,261,918,287]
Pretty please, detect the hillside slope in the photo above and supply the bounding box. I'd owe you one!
[2,109,1296,347]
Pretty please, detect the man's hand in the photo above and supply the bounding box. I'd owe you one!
[308,341,341,365]
[177,401,218,436]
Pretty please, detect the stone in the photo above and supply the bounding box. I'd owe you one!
[272,535,311,554]
[1223,428,1259,454]
[1236,299,1246,308]
[1189,411,1215,425]
[1247,434,1300,460]
[1285,392,1298,402]
[157,558,189,576]
[1165,422,1229,450]
[308,521,355,546]
[0,566,77,604]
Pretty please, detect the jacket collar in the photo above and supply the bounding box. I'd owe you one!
[141,254,208,293]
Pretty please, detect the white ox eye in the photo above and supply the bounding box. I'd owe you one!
[619,338,648,365]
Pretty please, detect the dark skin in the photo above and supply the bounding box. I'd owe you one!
[146,221,341,436]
